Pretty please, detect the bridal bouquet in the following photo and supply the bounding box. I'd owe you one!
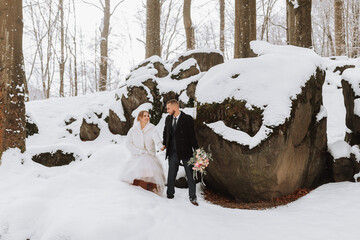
[188,148,213,180]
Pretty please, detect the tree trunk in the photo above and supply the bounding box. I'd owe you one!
[146,0,161,58]
[351,1,360,57]
[183,0,195,50]
[72,0,78,96]
[220,0,225,53]
[59,0,65,97]
[334,0,346,55]
[0,0,26,159]
[286,0,312,48]
[99,0,110,91]
[234,0,256,58]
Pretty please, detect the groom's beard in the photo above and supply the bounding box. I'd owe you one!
[170,110,175,115]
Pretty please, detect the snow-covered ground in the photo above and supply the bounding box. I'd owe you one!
[0,86,358,239]
[1,148,360,240]
[1,42,360,239]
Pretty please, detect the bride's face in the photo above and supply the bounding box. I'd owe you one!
[140,112,150,124]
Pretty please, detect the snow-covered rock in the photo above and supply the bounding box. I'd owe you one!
[195,41,327,201]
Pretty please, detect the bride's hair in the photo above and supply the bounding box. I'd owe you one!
[137,110,149,121]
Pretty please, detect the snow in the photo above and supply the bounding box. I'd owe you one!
[131,103,153,118]
[206,121,272,149]
[129,55,170,73]
[322,62,347,144]
[196,41,323,148]
[342,68,360,117]
[1,147,360,239]
[328,140,352,160]
[1,58,360,238]
[288,0,299,8]
[126,55,205,97]
[171,58,199,76]
[175,48,224,58]
[342,68,360,97]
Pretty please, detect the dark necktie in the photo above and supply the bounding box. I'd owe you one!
[172,117,177,130]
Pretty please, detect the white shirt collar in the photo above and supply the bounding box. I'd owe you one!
[173,111,181,120]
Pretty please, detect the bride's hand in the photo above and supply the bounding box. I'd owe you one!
[161,145,166,151]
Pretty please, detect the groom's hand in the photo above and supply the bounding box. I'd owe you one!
[161,145,166,151]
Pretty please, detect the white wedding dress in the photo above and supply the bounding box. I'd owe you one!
[122,121,165,195]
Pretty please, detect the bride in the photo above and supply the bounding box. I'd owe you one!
[122,110,165,195]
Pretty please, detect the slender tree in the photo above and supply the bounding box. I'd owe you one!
[84,0,124,91]
[220,0,225,53]
[234,0,256,58]
[183,0,195,50]
[0,0,27,160]
[146,0,161,58]
[351,0,360,57]
[59,0,65,97]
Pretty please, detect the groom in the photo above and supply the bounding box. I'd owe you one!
[161,99,199,206]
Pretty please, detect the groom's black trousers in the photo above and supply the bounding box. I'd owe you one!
[167,150,196,200]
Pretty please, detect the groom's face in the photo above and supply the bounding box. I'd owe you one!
[166,104,175,116]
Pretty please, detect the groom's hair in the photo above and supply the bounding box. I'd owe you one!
[166,99,179,107]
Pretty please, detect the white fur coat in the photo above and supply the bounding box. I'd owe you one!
[126,121,163,157]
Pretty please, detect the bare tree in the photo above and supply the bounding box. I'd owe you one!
[184,0,195,50]
[146,0,161,58]
[351,0,360,57]
[0,0,26,159]
[259,0,278,41]
[83,0,125,92]
[220,0,225,53]
[59,0,66,97]
[234,0,256,58]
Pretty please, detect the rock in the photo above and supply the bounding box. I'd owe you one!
[121,86,150,126]
[142,79,163,125]
[172,50,224,72]
[341,79,360,145]
[130,56,169,78]
[153,61,169,78]
[171,58,200,80]
[80,119,100,141]
[333,65,355,75]
[108,109,130,135]
[332,157,356,182]
[161,91,179,112]
[175,177,188,188]
[65,117,76,126]
[195,68,327,202]
[26,114,39,138]
[32,150,77,167]
[179,82,197,108]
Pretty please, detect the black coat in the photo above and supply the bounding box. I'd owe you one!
[163,111,199,160]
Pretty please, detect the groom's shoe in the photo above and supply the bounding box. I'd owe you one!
[190,198,198,206]
[167,194,174,199]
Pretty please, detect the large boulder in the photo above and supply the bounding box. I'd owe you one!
[195,42,327,202]
[341,68,360,145]
[108,109,130,135]
[172,49,224,72]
